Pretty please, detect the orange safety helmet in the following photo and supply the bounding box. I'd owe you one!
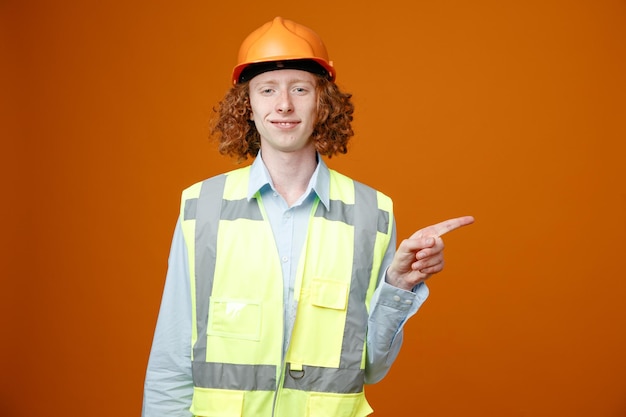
[232,17,336,85]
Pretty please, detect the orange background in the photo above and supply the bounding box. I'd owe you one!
[2,1,625,416]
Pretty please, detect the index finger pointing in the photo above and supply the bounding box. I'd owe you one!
[432,215,475,237]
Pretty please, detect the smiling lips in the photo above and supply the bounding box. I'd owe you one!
[272,120,300,129]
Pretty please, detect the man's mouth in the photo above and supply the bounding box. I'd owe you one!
[272,121,299,128]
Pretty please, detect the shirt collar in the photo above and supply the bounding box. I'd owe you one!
[247,151,330,210]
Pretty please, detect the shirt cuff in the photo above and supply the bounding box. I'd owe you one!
[376,281,429,314]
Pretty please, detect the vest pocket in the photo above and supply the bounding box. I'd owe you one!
[311,278,348,310]
[207,298,261,341]
[191,387,244,416]
[288,278,350,367]
[306,391,373,417]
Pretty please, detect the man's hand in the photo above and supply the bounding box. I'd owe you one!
[386,216,475,291]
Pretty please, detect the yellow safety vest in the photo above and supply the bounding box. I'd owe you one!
[180,166,393,417]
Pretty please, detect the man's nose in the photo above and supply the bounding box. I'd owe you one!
[276,92,293,113]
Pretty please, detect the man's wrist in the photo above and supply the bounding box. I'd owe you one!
[385,268,414,291]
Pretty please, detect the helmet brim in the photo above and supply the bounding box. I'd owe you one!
[232,57,335,85]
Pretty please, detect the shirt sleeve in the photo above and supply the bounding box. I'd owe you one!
[142,218,194,417]
[364,220,429,384]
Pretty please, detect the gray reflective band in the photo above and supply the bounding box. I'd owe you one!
[192,362,277,391]
[193,175,227,362]
[342,182,380,368]
[283,363,365,394]
[377,210,390,235]
[221,198,263,221]
[192,362,364,394]
[184,198,197,221]
[314,187,389,235]
[315,199,355,224]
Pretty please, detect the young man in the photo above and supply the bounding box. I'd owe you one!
[142,16,474,417]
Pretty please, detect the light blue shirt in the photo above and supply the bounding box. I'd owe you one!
[142,155,429,417]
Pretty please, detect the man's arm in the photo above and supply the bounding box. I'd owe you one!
[142,219,194,417]
[365,221,429,384]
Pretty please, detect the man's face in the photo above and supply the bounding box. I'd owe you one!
[249,69,318,156]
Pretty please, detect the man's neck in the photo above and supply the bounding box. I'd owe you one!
[261,148,317,207]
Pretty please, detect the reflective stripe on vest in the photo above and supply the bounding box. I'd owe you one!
[181,166,392,396]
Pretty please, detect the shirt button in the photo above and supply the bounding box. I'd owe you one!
[281,256,288,263]
[393,295,401,301]
[404,300,412,305]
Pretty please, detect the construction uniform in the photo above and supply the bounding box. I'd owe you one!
[143,155,429,417]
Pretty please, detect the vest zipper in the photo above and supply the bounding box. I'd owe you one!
[271,362,287,417]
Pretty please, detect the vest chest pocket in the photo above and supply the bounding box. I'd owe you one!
[288,278,350,367]
[311,279,348,310]
[207,298,262,341]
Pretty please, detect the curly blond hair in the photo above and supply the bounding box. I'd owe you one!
[210,75,354,162]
